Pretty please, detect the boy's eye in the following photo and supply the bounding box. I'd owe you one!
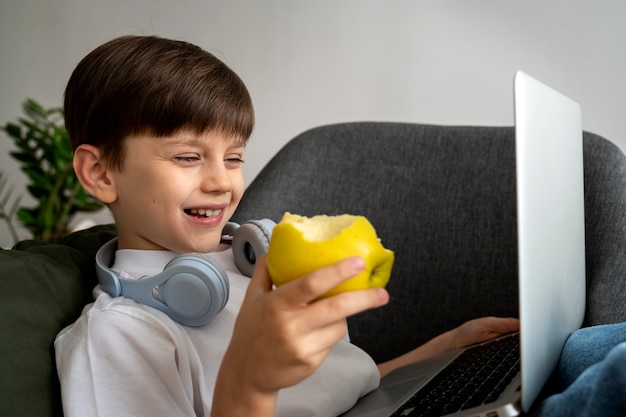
[225,155,245,167]
[174,155,201,163]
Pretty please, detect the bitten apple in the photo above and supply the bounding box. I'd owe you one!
[266,212,394,297]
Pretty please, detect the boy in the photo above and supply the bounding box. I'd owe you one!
[55,35,519,417]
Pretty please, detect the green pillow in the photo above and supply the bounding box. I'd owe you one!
[0,225,116,417]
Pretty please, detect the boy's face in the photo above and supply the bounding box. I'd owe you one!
[109,131,246,253]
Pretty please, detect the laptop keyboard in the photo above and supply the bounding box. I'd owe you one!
[390,333,520,417]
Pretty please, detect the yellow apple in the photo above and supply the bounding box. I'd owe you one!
[266,212,394,298]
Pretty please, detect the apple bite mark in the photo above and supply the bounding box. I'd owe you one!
[290,214,356,241]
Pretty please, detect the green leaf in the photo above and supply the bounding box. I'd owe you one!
[24,99,47,120]
[26,185,49,200]
[16,207,35,227]
[9,151,39,165]
[22,167,51,188]
[2,122,22,139]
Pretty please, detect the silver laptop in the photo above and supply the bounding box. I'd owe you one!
[342,71,586,417]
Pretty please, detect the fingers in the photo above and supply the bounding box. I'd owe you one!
[454,316,521,349]
[249,255,388,308]
[302,287,389,332]
[247,255,368,303]
[273,256,371,305]
[494,317,520,333]
[247,255,389,335]
[479,316,520,334]
[271,256,389,326]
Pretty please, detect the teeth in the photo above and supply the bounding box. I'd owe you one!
[188,208,221,217]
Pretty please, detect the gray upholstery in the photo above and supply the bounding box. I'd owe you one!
[3,122,625,417]
[232,122,626,363]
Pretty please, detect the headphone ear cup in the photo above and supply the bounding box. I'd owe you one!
[222,222,240,239]
[232,219,275,277]
[159,253,230,326]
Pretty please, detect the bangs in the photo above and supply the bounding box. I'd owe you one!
[119,54,255,142]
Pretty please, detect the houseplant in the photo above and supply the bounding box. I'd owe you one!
[1,99,103,243]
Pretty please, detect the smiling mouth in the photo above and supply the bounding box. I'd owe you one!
[185,208,222,218]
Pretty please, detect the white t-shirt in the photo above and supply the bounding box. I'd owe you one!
[55,244,380,417]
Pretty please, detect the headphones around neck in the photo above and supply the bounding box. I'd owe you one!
[95,219,275,326]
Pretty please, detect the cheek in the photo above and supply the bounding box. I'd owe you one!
[117,169,185,206]
[125,174,163,197]
[231,176,245,204]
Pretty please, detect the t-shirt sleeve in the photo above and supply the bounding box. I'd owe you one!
[55,301,207,417]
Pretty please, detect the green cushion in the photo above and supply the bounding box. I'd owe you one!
[0,225,116,417]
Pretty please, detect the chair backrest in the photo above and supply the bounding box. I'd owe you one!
[233,122,626,362]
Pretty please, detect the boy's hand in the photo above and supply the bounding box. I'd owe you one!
[212,255,389,416]
[450,316,520,350]
[377,316,519,378]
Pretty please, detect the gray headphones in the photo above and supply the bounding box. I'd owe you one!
[95,219,275,327]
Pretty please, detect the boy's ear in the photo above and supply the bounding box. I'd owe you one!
[73,144,118,204]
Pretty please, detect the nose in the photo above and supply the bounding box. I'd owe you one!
[200,163,232,194]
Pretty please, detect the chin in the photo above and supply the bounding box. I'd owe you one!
[166,226,225,254]
[188,236,223,254]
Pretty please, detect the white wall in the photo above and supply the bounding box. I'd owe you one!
[1,0,625,248]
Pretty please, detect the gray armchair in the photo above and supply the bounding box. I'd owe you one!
[2,122,626,417]
[231,122,626,363]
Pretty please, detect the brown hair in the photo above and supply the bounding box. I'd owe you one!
[64,35,254,169]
